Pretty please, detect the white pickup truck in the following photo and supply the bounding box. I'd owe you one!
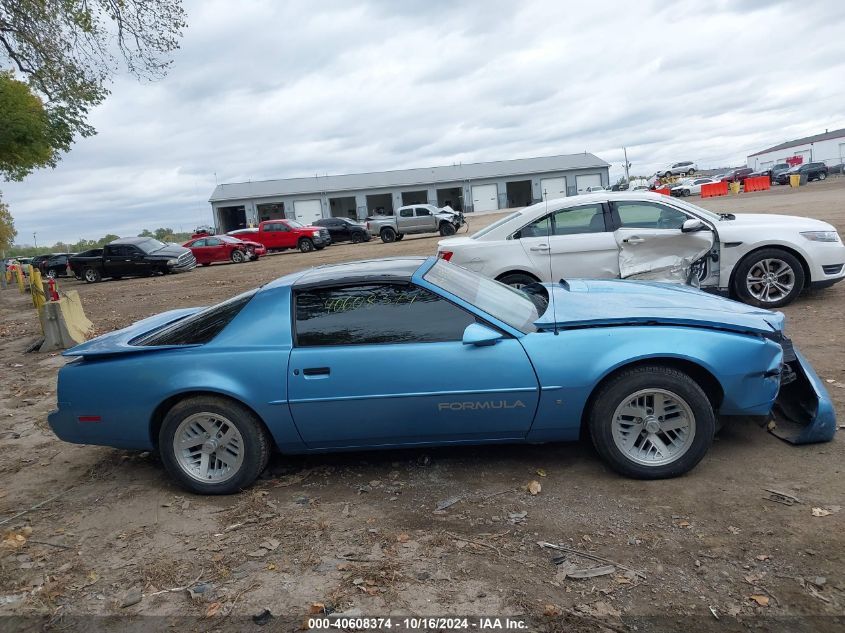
[366,204,465,243]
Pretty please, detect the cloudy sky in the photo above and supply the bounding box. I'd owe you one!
[4,0,845,245]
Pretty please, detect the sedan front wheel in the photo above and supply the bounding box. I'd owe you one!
[159,396,271,494]
[589,365,714,479]
[733,248,804,307]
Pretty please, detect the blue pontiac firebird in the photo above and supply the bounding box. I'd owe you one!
[48,257,835,494]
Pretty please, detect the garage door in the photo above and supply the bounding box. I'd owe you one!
[576,174,602,194]
[471,184,498,212]
[293,199,323,224]
[540,177,566,200]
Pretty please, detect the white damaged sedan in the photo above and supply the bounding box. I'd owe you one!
[437,192,845,308]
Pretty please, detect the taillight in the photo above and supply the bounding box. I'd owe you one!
[438,251,453,261]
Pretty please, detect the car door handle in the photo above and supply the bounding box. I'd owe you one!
[302,367,330,377]
[623,236,645,244]
[529,244,550,251]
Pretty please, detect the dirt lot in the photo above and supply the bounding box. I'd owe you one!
[1,180,844,630]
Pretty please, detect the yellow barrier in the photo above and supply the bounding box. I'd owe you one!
[790,174,801,188]
[16,265,25,292]
[729,181,741,194]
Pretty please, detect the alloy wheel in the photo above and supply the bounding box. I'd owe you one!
[172,413,245,483]
[611,388,696,467]
[745,258,795,303]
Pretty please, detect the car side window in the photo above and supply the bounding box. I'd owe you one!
[294,284,476,347]
[415,208,431,217]
[206,238,222,246]
[517,204,605,238]
[552,204,606,235]
[399,208,413,218]
[615,201,688,230]
[192,239,206,247]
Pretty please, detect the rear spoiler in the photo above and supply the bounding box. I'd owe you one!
[63,307,204,358]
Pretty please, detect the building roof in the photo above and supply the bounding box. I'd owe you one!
[209,153,610,203]
[749,127,845,157]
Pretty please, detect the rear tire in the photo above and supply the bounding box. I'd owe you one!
[497,272,539,288]
[588,365,715,479]
[380,228,396,243]
[159,396,271,495]
[83,267,101,283]
[439,222,457,236]
[351,233,364,244]
[298,238,315,253]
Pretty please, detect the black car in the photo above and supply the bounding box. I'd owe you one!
[313,218,371,244]
[775,162,829,185]
[69,237,196,283]
[41,253,76,278]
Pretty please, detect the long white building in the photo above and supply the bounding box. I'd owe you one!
[747,128,845,171]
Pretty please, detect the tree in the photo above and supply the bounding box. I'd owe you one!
[0,192,16,252]
[138,229,154,237]
[0,0,186,178]
[0,72,72,180]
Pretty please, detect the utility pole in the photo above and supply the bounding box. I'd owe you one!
[33,232,38,250]
[623,147,631,184]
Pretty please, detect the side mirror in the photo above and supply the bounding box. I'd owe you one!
[681,218,704,233]
[462,323,503,347]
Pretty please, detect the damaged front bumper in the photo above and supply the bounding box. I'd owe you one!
[770,343,837,444]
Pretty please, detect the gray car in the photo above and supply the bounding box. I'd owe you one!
[366,204,465,243]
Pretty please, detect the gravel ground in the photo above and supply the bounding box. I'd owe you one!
[0,178,844,631]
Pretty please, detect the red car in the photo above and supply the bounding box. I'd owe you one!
[229,220,330,253]
[721,167,754,183]
[182,235,251,266]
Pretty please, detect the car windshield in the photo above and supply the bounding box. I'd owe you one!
[135,238,167,253]
[668,197,723,222]
[470,211,521,239]
[286,220,304,228]
[423,259,539,332]
[219,235,241,243]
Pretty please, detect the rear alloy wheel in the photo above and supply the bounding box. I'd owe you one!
[83,267,101,283]
[159,396,271,495]
[380,228,396,243]
[589,366,714,479]
[439,222,457,236]
[733,248,804,308]
[497,272,539,289]
[351,232,364,244]
[298,238,315,253]
[231,249,246,263]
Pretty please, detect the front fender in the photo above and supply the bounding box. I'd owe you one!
[520,326,783,441]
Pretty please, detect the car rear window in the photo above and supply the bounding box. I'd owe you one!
[131,290,257,346]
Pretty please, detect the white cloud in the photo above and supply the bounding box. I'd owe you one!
[4,0,845,244]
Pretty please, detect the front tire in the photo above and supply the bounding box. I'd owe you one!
[588,366,715,479]
[351,232,364,244]
[818,172,827,181]
[159,396,271,495]
[298,238,315,253]
[733,248,804,307]
[231,249,246,263]
[439,222,457,236]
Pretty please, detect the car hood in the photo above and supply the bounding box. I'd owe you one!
[716,213,835,232]
[146,244,192,259]
[534,279,784,336]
